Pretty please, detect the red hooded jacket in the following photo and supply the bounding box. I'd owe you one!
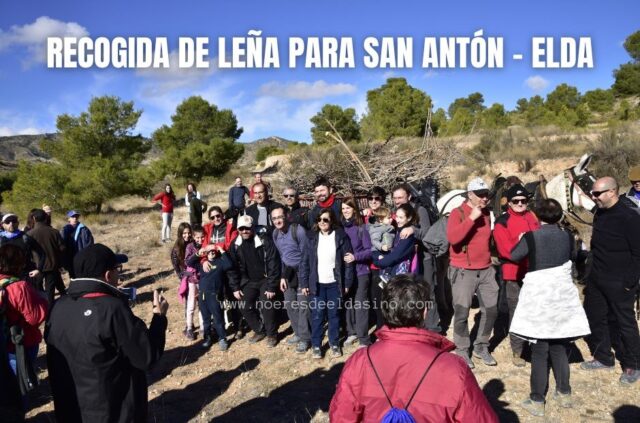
[152,191,175,213]
[0,275,48,352]
[329,326,498,423]
[202,220,238,252]
[493,208,540,280]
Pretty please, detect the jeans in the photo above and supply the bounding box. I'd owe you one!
[199,288,226,340]
[311,283,341,348]
[345,274,371,344]
[161,212,173,241]
[530,339,571,402]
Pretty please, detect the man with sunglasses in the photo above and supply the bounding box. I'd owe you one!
[227,215,281,347]
[244,182,283,236]
[446,177,499,369]
[493,184,540,367]
[581,177,640,385]
[282,187,310,229]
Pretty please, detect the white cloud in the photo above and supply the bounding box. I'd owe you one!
[0,16,88,68]
[525,75,550,92]
[0,126,42,136]
[258,80,356,100]
[0,109,49,136]
[422,70,438,79]
[136,50,217,98]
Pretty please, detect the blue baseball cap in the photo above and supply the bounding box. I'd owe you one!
[67,210,80,218]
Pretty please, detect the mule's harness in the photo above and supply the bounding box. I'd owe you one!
[563,169,594,226]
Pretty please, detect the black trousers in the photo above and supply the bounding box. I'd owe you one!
[240,280,278,337]
[505,280,526,355]
[369,269,384,330]
[43,270,66,306]
[530,339,571,402]
[584,280,640,369]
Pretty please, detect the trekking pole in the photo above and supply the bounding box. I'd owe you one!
[636,291,639,321]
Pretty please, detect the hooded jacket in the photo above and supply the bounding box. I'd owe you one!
[298,228,354,296]
[342,219,372,277]
[329,326,498,423]
[227,233,281,292]
[0,275,48,352]
[45,278,167,423]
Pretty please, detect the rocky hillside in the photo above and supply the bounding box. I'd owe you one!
[237,136,299,166]
[0,133,57,170]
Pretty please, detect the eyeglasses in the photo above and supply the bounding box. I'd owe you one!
[210,214,222,220]
[590,189,612,198]
[317,217,331,223]
[238,227,252,232]
[368,196,383,201]
[272,215,285,220]
[283,194,296,198]
[253,191,265,195]
[510,198,528,205]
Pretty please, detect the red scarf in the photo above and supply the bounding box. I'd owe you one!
[318,194,336,209]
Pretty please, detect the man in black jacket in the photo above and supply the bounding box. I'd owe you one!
[282,186,310,229]
[581,176,640,386]
[243,182,283,236]
[45,244,169,422]
[228,215,281,347]
[27,209,66,304]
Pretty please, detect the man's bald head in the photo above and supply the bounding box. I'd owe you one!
[593,176,618,192]
[591,176,619,209]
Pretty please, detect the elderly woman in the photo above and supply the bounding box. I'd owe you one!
[509,199,590,418]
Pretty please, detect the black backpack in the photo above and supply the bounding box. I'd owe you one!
[408,177,440,225]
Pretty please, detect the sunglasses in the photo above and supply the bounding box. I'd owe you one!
[238,227,252,232]
[317,217,331,223]
[473,191,490,199]
[210,214,222,219]
[368,196,383,201]
[590,189,611,198]
[253,191,265,195]
[631,180,640,184]
[2,219,18,224]
[510,198,528,205]
[283,194,296,198]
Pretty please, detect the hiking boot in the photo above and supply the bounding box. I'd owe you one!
[286,335,300,345]
[580,359,614,371]
[344,335,358,346]
[520,398,545,417]
[473,348,497,366]
[248,332,266,344]
[312,347,323,359]
[218,339,229,352]
[266,336,278,348]
[202,336,214,350]
[185,329,196,341]
[234,329,246,340]
[455,350,475,369]
[619,368,640,385]
[512,352,526,368]
[553,391,572,408]
[330,345,342,358]
[295,341,310,354]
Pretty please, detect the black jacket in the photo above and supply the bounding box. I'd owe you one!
[244,200,284,236]
[286,203,311,230]
[590,201,640,289]
[27,222,65,271]
[228,234,281,292]
[298,228,354,296]
[44,279,167,423]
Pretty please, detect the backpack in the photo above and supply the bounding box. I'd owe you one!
[367,347,444,423]
[424,205,466,258]
[408,178,440,226]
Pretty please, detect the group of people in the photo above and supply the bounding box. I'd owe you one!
[1,165,638,422]
[168,168,640,420]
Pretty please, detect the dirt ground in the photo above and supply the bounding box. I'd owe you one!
[19,203,639,423]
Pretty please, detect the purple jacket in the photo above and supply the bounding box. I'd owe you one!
[343,219,372,276]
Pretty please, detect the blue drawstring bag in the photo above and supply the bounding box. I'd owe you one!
[367,347,444,423]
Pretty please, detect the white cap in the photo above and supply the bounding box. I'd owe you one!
[237,215,254,229]
[1,213,17,224]
[467,177,489,192]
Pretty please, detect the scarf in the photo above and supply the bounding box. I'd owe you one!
[318,194,336,209]
[0,230,22,240]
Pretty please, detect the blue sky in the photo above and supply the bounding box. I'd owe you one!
[0,0,638,142]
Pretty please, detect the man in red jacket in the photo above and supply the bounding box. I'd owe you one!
[329,274,498,422]
[493,184,540,367]
[446,177,499,369]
